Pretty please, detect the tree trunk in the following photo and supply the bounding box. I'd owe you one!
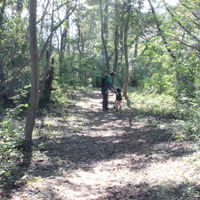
[77,21,85,82]
[40,0,54,101]
[0,0,6,28]
[122,2,131,99]
[40,62,54,103]
[25,0,39,142]
[113,25,119,73]
[99,0,110,73]
[113,0,119,73]
[59,5,70,77]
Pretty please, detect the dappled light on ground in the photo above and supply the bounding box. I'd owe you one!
[8,90,200,200]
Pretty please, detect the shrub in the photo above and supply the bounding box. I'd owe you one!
[128,90,200,141]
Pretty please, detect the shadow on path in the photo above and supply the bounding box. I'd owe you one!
[3,90,197,199]
[29,91,194,178]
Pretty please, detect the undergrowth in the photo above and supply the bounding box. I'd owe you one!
[0,110,24,194]
[1,87,200,199]
[128,90,200,141]
[0,86,76,196]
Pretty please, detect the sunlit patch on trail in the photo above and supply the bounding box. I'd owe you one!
[9,90,200,200]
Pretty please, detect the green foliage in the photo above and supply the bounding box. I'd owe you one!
[145,183,200,200]
[128,90,200,141]
[129,90,177,119]
[51,80,77,107]
[0,111,24,190]
[175,101,200,141]
[1,16,29,71]
[142,73,176,96]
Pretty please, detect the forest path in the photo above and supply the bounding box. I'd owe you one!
[10,90,199,200]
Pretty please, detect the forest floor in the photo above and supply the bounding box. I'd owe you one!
[3,89,200,200]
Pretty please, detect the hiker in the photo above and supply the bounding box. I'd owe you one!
[115,88,122,111]
[101,72,116,111]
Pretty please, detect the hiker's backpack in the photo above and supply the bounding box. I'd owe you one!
[101,75,108,88]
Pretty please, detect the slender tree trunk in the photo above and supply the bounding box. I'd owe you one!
[25,0,39,141]
[59,5,70,77]
[113,25,119,73]
[41,60,54,102]
[113,0,119,73]
[99,0,110,73]
[134,35,139,58]
[77,22,85,83]
[122,2,131,99]
[0,0,6,27]
[0,0,6,77]
[40,0,54,101]
[59,30,66,77]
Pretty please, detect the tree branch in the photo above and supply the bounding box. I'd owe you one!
[147,0,176,59]
[163,0,200,43]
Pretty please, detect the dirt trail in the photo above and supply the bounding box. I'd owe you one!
[9,90,199,200]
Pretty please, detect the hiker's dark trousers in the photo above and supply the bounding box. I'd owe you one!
[102,89,108,110]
